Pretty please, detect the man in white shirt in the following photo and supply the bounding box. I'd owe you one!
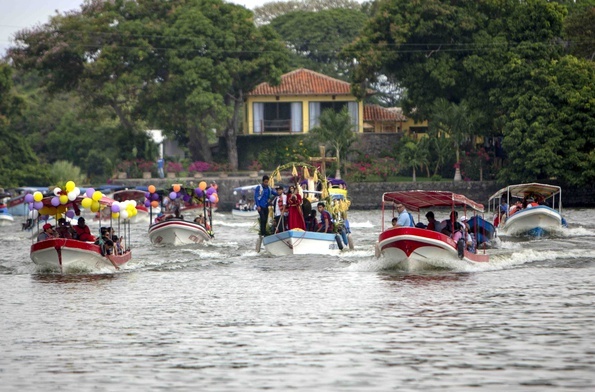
[273,186,287,233]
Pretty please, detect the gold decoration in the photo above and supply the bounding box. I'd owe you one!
[303,166,310,179]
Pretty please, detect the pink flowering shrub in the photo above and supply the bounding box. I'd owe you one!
[188,161,212,173]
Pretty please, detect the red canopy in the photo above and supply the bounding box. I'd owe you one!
[382,191,484,213]
[112,190,145,202]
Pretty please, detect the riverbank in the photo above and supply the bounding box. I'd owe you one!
[112,176,595,211]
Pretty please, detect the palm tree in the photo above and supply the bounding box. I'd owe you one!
[309,107,357,179]
[397,138,429,182]
[429,98,482,181]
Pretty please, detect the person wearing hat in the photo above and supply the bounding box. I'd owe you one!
[73,217,95,242]
[56,217,76,239]
[37,223,57,242]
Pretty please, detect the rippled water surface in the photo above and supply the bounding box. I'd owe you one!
[1,209,594,391]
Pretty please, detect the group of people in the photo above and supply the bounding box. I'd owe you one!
[254,175,336,236]
[495,195,544,226]
[36,217,125,257]
[391,203,476,257]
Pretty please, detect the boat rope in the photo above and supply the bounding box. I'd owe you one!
[277,229,307,250]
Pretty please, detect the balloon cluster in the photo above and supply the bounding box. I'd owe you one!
[25,180,81,218]
[143,182,219,207]
[109,199,138,220]
[80,187,106,213]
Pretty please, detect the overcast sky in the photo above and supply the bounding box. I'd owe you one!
[0,0,266,56]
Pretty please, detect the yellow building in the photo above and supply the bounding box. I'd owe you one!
[244,68,428,137]
[244,68,364,134]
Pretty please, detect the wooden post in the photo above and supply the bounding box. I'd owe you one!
[309,145,337,179]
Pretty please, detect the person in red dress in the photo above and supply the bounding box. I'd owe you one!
[286,185,306,230]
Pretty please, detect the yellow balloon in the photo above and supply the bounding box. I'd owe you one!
[112,212,120,219]
[57,205,67,214]
[65,181,75,192]
[81,198,93,209]
[48,206,57,215]
[91,201,100,212]
[33,192,43,202]
[92,191,102,201]
[39,207,50,215]
[199,181,207,191]
[59,195,69,205]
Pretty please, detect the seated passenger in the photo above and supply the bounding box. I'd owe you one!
[509,200,523,216]
[305,210,318,231]
[37,223,57,242]
[425,211,438,231]
[56,218,75,239]
[525,197,539,208]
[391,217,398,227]
[73,217,95,242]
[441,211,463,238]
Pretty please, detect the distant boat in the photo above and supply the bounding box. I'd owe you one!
[6,187,49,216]
[232,184,258,219]
[0,196,14,226]
[488,183,566,237]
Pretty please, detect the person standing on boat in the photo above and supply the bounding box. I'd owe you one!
[254,175,278,237]
[287,185,306,230]
[394,203,413,227]
[272,185,287,233]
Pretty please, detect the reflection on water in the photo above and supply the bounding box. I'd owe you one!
[0,209,594,391]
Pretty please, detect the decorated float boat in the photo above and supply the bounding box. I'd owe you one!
[29,182,135,273]
[258,162,352,256]
[488,183,566,237]
[376,190,489,271]
[147,182,215,246]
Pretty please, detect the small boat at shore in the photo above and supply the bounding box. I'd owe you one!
[376,190,489,271]
[488,183,566,237]
[0,191,15,226]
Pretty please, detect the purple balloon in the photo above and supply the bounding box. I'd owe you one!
[206,187,215,196]
[209,194,217,203]
[24,194,34,203]
[144,200,151,208]
[169,191,177,200]
[51,197,60,207]
[65,210,75,218]
[183,195,190,202]
[195,189,203,197]
[152,193,160,201]
[28,202,34,210]
[85,188,95,198]
[34,201,43,210]
[111,204,120,213]
[41,215,49,221]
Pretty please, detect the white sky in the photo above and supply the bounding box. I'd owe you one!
[0,0,266,56]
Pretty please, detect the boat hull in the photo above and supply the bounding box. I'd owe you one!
[148,219,211,246]
[377,227,489,271]
[500,206,562,236]
[30,238,131,272]
[0,213,15,226]
[262,229,342,256]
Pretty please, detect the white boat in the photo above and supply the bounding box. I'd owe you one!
[29,193,133,272]
[232,208,258,219]
[488,183,565,237]
[0,195,14,226]
[148,218,212,246]
[232,184,259,219]
[262,229,343,256]
[376,190,489,271]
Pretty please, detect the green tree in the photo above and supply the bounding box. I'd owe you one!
[270,8,368,79]
[396,137,428,182]
[254,0,363,25]
[563,2,595,60]
[308,107,357,179]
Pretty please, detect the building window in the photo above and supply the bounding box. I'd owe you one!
[309,101,359,132]
[253,102,302,133]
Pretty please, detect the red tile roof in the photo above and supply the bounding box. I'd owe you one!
[364,105,407,122]
[249,68,354,96]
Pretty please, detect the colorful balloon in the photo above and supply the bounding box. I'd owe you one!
[51,197,60,207]
[173,184,181,192]
[151,200,159,208]
[148,185,156,193]
[199,181,207,191]
[33,192,43,202]
[59,195,69,205]
[34,201,43,210]
[112,212,120,219]
[24,194,34,203]
[67,191,77,201]
[151,193,160,201]
[81,197,93,209]
[65,210,75,219]
[54,187,62,196]
[209,194,217,203]
[169,191,177,200]
[65,181,75,192]
[85,188,95,198]
[144,200,150,208]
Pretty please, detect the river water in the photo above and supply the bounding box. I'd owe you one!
[1,209,594,391]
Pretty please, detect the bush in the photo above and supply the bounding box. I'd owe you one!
[431,174,443,181]
[166,161,184,173]
[188,161,212,173]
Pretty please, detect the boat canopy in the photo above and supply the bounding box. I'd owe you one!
[233,184,259,193]
[112,189,146,202]
[488,183,561,202]
[382,191,485,213]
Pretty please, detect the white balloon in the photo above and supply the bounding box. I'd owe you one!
[74,187,81,196]
[120,210,129,220]
[68,191,77,201]
[54,187,62,196]
[28,210,39,219]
